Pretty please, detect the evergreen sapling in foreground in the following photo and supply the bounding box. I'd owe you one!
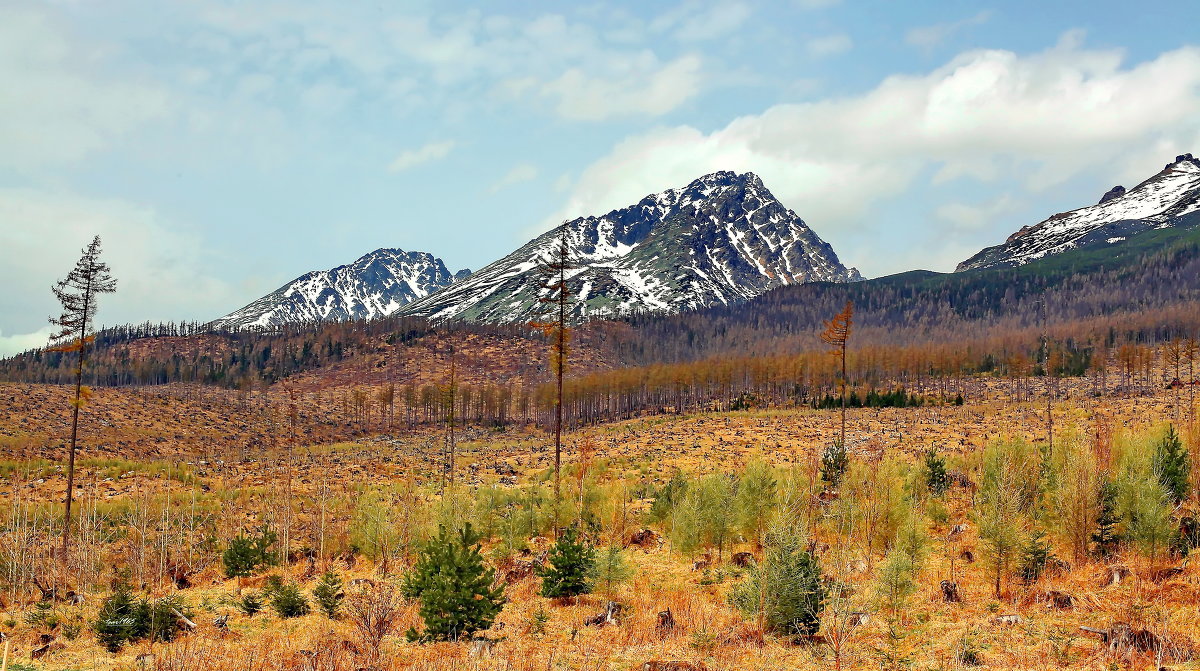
[402,524,506,641]
[538,526,596,598]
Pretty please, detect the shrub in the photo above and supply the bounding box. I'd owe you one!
[346,582,403,665]
[239,591,263,616]
[349,490,402,562]
[1017,529,1052,584]
[977,442,1029,598]
[590,545,634,596]
[820,442,849,487]
[735,459,777,541]
[262,574,285,597]
[271,583,311,618]
[402,523,506,642]
[1091,478,1121,556]
[93,584,189,652]
[222,527,278,578]
[924,448,949,496]
[539,526,596,598]
[94,584,145,652]
[875,548,918,616]
[313,571,345,618]
[1120,474,1176,558]
[1153,424,1190,504]
[648,471,687,523]
[24,601,58,628]
[730,525,828,638]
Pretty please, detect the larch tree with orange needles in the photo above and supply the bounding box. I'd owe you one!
[820,300,853,448]
[48,235,116,563]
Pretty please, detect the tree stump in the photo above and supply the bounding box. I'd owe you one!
[940,580,962,603]
[656,608,676,634]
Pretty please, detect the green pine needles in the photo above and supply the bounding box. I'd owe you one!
[1091,479,1121,556]
[93,583,189,652]
[1017,529,1052,584]
[271,582,310,618]
[313,571,345,618]
[1153,424,1190,504]
[730,527,828,639]
[222,526,278,578]
[925,448,949,496]
[538,526,596,598]
[402,523,506,642]
[820,441,849,487]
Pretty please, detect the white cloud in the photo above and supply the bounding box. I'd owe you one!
[0,189,241,343]
[806,34,853,58]
[489,162,539,194]
[189,5,711,122]
[0,327,56,358]
[936,195,1019,231]
[540,53,703,121]
[0,6,170,170]
[672,3,752,42]
[553,39,1200,273]
[906,11,994,51]
[387,140,457,172]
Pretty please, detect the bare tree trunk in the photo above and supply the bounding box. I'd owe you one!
[62,277,92,565]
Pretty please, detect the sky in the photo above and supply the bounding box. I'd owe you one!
[2,0,1200,356]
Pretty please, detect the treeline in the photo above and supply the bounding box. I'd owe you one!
[606,225,1200,366]
[0,315,534,388]
[4,225,1200,433]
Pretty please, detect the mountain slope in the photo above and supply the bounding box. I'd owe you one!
[400,171,860,324]
[211,249,469,330]
[957,153,1200,271]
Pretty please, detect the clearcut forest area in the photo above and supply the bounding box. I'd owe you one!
[6,4,1200,669]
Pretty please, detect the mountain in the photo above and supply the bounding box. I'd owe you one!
[400,171,860,324]
[211,249,469,330]
[957,153,1200,272]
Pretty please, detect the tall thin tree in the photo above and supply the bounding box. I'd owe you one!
[48,235,117,562]
[443,343,458,494]
[820,301,853,448]
[1038,297,1053,451]
[532,227,574,537]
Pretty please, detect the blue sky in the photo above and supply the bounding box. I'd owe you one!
[2,0,1200,354]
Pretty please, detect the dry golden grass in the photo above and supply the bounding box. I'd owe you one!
[0,372,1198,670]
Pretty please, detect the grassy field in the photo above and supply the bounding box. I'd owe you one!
[0,374,1198,670]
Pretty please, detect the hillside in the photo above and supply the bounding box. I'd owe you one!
[957,153,1200,271]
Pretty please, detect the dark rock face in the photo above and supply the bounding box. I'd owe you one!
[1098,185,1126,204]
[211,249,467,329]
[401,171,861,324]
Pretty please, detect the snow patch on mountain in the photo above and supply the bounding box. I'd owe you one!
[400,171,860,324]
[957,154,1200,272]
[211,249,468,330]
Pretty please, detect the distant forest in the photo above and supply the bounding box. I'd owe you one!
[3,226,1200,429]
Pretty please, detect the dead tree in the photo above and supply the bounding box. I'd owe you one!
[821,301,854,447]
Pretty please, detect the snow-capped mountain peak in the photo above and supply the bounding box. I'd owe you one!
[957,153,1200,272]
[399,170,860,324]
[211,248,468,330]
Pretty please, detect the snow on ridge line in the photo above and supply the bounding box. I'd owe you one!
[398,170,857,324]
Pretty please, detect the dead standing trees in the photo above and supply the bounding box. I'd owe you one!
[820,301,854,448]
